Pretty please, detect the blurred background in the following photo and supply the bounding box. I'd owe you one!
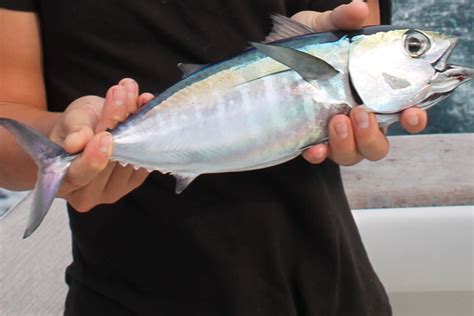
[389,0,473,135]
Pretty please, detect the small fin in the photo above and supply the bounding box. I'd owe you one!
[250,42,339,82]
[173,173,198,194]
[0,118,73,238]
[177,63,209,78]
[265,14,314,43]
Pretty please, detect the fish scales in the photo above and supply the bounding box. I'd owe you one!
[117,78,345,174]
[1,18,472,238]
[111,37,353,175]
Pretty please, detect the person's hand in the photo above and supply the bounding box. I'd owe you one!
[49,78,154,212]
[292,1,427,166]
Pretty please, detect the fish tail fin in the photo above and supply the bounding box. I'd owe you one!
[0,118,73,238]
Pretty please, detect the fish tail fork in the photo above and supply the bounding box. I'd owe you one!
[0,118,72,238]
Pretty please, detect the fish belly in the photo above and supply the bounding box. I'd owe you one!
[111,71,350,176]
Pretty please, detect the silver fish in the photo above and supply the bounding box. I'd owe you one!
[1,15,473,238]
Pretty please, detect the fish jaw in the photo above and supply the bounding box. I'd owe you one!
[417,35,471,110]
[418,64,473,111]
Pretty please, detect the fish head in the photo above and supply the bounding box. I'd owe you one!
[348,28,473,113]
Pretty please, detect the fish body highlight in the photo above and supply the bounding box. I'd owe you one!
[1,16,472,237]
[111,34,354,185]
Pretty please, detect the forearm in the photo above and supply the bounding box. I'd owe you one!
[0,102,61,190]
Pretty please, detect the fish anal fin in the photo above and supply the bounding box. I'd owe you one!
[250,42,339,82]
[265,14,314,43]
[173,173,198,194]
[177,63,209,78]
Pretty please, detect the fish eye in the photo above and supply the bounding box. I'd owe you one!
[404,30,431,58]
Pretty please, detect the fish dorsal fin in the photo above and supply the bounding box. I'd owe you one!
[173,173,198,194]
[250,42,339,82]
[177,63,209,78]
[264,14,314,43]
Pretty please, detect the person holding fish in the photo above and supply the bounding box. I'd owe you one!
[3,0,469,315]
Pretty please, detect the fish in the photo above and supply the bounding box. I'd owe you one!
[1,15,473,238]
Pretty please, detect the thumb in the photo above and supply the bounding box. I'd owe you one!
[63,125,95,154]
[51,97,104,153]
[59,131,113,195]
[291,1,369,32]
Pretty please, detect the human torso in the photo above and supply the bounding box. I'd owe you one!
[31,0,392,314]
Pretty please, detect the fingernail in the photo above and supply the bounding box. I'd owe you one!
[114,87,125,106]
[335,122,349,139]
[407,114,419,126]
[126,80,136,99]
[99,133,113,153]
[355,110,369,129]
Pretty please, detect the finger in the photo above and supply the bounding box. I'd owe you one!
[291,1,368,32]
[400,107,428,134]
[102,166,149,203]
[119,78,139,115]
[351,107,389,161]
[52,104,100,153]
[327,114,362,165]
[62,125,95,154]
[101,165,136,203]
[49,95,107,153]
[138,93,155,107]
[68,165,149,212]
[95,85,128,132]
[330,0,369,30]
[59,131,113,194]
[128,168,150,188]
[302,144,328,164]
[66,162,117,212]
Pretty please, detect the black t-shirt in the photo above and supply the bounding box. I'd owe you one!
[1,1,392,315]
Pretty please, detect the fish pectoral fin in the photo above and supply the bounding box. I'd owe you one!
[250,42,339,82]
[264,14,314,43]
[173,173,198,194]
[177,63,209,78]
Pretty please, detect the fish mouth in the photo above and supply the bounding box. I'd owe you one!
[432,37,474,86]
[419,36,473,110]
[420,63,474,110]
[441,64,474,82]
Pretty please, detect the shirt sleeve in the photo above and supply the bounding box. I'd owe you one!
[0,0,37,12]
